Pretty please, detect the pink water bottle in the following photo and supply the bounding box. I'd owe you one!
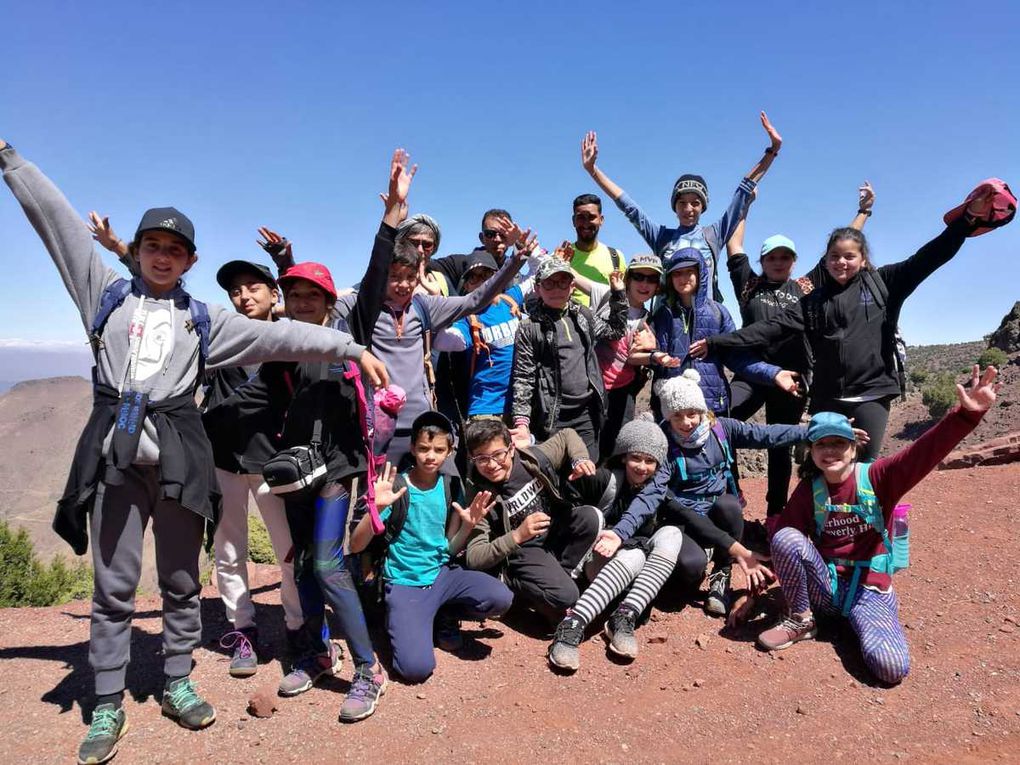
[891,503,910,570]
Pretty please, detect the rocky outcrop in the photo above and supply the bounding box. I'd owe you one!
[939,431,1020,469]
[988,301,1020,353]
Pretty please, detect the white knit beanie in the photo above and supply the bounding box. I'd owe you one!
[657,369,708,415]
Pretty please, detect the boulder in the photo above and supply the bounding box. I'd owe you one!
[987,301,1020,353]
[939,431,1020,469]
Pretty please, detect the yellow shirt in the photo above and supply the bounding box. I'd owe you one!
[570,241,622,306]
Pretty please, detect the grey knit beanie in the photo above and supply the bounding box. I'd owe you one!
[657,369,709,415]
[612,416,668,467]
[396,213,442,251]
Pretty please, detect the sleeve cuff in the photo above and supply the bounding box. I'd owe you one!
[0,146,24,172]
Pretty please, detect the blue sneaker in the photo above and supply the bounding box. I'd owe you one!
[161,677,216,730]
[77,704,128,764]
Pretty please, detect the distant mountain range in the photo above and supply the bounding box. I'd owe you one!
[0,339,92,391]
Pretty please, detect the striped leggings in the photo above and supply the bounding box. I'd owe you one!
[771,526,910,684]
[573,526,685,627]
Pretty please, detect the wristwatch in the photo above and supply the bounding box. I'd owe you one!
[857,209,873,217]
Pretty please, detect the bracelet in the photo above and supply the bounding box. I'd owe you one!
[857,209,872,217]
[764,146,778,156]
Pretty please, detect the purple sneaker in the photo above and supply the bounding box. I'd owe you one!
[278,641,342,697]
[339,664,388,722]
[220,628,258,678]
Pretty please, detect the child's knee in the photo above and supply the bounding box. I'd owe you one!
[866,649,910,685]
[771,526,808,554]
[571,504,603,540]
[541,580,580,613]
[650,526,684,559]
[392,648,436,684]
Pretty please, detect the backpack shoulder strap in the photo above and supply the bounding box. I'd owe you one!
[608,247,622,272]
[810,475,831,541]
[411,294,432,333]
[186,296,211,378]
[383,475,410,544]
[854,462,889,541]
[861,269,888,309]
[411,295,437,407]
[89,279,134,352]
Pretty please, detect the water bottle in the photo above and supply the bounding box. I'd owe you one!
[891,503,910,571]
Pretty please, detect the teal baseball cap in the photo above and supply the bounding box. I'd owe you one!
[760,234,797,259]
[806,412,855,443]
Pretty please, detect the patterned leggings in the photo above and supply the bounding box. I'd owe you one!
[771,526,910,684]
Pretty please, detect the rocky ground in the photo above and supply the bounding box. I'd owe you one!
[1,469,1017,765]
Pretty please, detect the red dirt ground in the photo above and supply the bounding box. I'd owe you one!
[1,467,1018,765]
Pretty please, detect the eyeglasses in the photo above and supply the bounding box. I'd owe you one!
[628,271,660,284]
[470,447,513,466]
[540,275,574,290]
[482,229,502,240]
[406,237,436,252]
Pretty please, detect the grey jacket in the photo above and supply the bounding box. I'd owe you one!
[1,147,369,463]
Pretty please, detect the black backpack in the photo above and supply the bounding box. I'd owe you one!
[860,269,909,399]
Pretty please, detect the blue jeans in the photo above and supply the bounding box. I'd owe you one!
[385,565,512,682]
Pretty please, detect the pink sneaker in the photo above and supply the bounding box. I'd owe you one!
[757,614,817,651]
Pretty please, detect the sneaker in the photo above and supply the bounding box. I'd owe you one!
[604,606,639,660]
[220,628,258,678]
[339,664,388,723]
[757,614,818,651]
[547,615,585,672]
[705,567,732,617]
[77,704,128,765]
[278,641,342,697]
[434,610,463,652]
[161,677,216,730]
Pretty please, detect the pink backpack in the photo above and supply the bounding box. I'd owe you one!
[944,178,1016,236]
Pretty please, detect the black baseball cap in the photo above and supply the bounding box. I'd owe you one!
[133,207,196,252]
[411,410,458,446]
[216,260,279,290]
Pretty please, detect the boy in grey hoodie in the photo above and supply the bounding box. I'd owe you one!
[0,138,388,765]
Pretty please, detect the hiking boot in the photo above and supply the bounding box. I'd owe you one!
[548,615,585,672]
[604,605,639,660]
[757,614,818,651]
[77,704,128,765]
[161,677,216,730]
[705,567,732,617]
[339,664,388,723]
[220,627,258,678]
[434,610,463,652]
[278,641,342,697]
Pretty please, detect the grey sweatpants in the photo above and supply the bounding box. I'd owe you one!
[89,465,206,696]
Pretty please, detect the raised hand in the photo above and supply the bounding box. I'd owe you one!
[760,111,782,152]
[593,529,622,558]
[608,269,625,292]
[257,226,293,270]
[568,458,597,481]
[358,349,390,388]
[416,261,443,296]
[453,490,495,528]
[513,229,538,261]
[957,364,1001,412]
[774,369,802,397]
[87,212,126,254]
[388,148,417,208]
[509,423,532,449]
[553,240,574,263]
[490,215,524,249]
[373,462,407,509]
[379,192,408,225]
[581,131,599,173]
[858,181,875,212]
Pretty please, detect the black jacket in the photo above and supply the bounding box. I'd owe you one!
[56,384,220,555]
[709,220,971,402]
[510,291,628,435]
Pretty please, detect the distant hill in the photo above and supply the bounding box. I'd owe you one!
[0,340,92,386]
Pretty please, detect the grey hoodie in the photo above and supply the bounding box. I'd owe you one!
[1,147,368,462]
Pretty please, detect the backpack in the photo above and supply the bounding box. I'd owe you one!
[810,462,909,616]
[466,293,521,377]
[859,269,909,399]
[356,472,460,609]
[91,278,211,380]
[411,294,438,409]
[671,421,740,510]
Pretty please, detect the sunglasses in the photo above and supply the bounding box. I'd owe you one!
[406,237,436,252]
[470,447,513,466]
[628,271,660,284]
[482,229,502,240]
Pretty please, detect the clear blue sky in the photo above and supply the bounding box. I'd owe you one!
[2,1,1017,348]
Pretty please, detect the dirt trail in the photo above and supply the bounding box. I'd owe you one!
[0,467,1018,764]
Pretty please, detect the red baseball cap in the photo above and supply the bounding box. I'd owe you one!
[278,262,337,299]
[944,178,1016,237]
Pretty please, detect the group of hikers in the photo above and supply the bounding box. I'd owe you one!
[0,115,1014,765]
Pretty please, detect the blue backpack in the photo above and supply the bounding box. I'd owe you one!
[811,462,909,616]
[90,278,211,380]
[671,421,740,511]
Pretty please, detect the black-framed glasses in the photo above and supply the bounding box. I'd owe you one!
[628,271,660,284]
[470,447,513,466]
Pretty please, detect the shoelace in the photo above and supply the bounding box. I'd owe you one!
[555,618,584,644]
[219,630,254,659]
[776,616,812,633]
[85,707,120,740]
[347,669,378,701]
[615,610,637,633]
[166,678,202,713]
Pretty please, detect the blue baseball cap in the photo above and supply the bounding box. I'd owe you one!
[760,234,797,259]
[806,412,855,443]
[666,247,702,274]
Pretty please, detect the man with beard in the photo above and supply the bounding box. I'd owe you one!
[565,193,624,307]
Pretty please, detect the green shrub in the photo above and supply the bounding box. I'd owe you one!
[921,373,957,420]
[248,514,277,565]
[0,519,93,607]
[977,347,1008,369]
[908,369,929,386]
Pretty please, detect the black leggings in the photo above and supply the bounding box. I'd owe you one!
[599,383,638,463]
[730,379,807,516]
[809,396,893,462]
